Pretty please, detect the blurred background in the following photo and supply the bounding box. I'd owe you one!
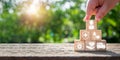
[0,0,120,43]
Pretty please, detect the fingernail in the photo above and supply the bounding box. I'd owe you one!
[97,19,100,22]
[83,16,87,22]
[83,18,86,22]
[97,18,101,22]
[95,17,101,22]
[83,15,89,22]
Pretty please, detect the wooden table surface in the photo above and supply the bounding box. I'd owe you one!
[0,43,119,60]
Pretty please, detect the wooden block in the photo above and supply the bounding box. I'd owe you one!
[80,30,90,40]
[85,40,96,51]
[86,20,97,30]
[74,40,85,51]
[91,30,102,40]
[96,40,106,51]
[74,19,106,52]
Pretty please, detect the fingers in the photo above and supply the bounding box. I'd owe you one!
[84,0,96,21]
[83,9,96,22]
[95,4,111,21]
[83,15,91,22]
[95,6,108,21]
[95,0,119,21]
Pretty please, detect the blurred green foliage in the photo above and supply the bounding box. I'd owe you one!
[0,0,120,43]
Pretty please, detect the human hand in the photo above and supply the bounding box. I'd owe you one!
[84,0,119,21]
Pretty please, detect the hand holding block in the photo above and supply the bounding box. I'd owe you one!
[86,20,97,30]
[80,30,90,40]
[85,40,96,51]
[96,40,106,51]
[91,30,102,40]
[74,40,85,51]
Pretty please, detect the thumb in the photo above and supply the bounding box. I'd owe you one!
[84,0,96,21]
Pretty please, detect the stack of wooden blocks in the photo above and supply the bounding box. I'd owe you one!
[74,20,106,51]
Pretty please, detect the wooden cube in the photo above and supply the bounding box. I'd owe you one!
[74,19,107,52]
[91,30,102,40]
[80,30,90,40]
[85,40,96,51]
[86,20,97,30]
[96,40,106,51]
[74,40,85,51]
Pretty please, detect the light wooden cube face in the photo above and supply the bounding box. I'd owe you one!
[96,40,106,51]
[85,40,96,51]
[91,30,102,40]
[80,30,90,40]
[74,40,85,51]
[86,20,97,30]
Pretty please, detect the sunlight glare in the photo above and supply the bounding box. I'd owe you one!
[26,0,39,15]
[27,6,37,15]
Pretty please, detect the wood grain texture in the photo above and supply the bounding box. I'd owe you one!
[0,43,119,60]
[0,43,119,57]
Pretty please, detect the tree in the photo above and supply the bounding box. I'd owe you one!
[0,0,120,43]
